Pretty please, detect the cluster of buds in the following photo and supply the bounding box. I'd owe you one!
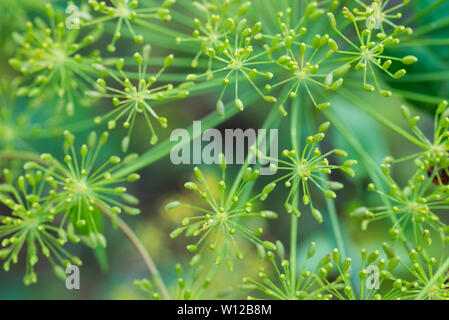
[327,7,417,96]
[352,100,449,244]
[353,0,412,33]
[399,101,449,169]
[89,45,190,150]
[379,241,449,300]
[24,130,141,248]
[351,162,449,245]
[255,122,356,223]
[173,0,418,120]
[331,245,402,300]
[268,35,344,113]
[135,262,223,300]
[9,4,104,115]
[184,19,276,115]
[0,169,82,285]
[242,242,338,300]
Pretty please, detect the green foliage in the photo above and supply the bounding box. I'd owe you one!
[1,0,449,301]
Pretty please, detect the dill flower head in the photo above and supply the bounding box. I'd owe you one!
[90,45,189,151]
[9,4,104,115]
[331,245,401,300]
[352,101,449,243]
[268,35,344,112]
[25,130,141,248]
[0,169,82,285]
[262,5,343,113]
[255,123,356,223]
[184,18,276,115]
[352,166,449,244]
[387,242,449,300]
[166,154,278,270]
[399,101,449,167]
[327,3,417,96]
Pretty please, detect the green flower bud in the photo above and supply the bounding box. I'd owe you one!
[401,55,418,65]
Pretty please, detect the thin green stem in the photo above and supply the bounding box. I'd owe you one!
[324,179,346,259]
[289,96,301,298]
[97,203,170,300]
[289,198,298,298]
[225,101,282,209]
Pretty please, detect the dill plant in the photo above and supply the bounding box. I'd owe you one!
[0,0,449,301]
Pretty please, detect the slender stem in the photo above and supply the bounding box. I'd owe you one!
[289,209,298,298]
[0,151,67,172]
[324,183,346,258]
[225,102,282,209]
[0,151,170,299]
[289,97,301,297]
[97,203,170,300]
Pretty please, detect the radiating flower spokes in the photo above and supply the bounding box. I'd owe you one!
[166,154,278,270]
[0,169,82,285]
[242,242,338,300]
[388,242,449,300]
[84,0,175,52]
[351,160,449,245]
[263,1,333,55]
[329,245,405,300]
[324,243,449,300]
[90,45,189,151]
[394,101,449,166]
[253,122,356,222]
[268,36,344,113]
[9,4,104,115]
[185,19,277,115]
[327,7,417,96]
[351,101,449,244]
[23,130,141,248]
